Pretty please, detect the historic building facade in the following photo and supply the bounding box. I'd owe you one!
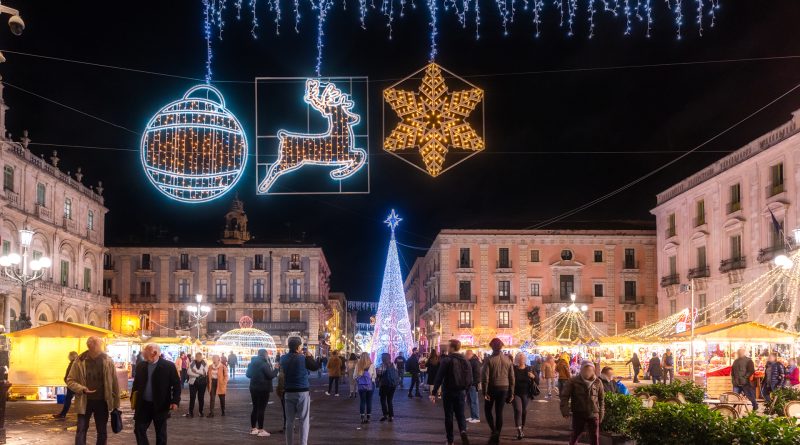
[0,82,109,331]
[652,109,800,328]
[106,199,332,352]
[406,230,658,350]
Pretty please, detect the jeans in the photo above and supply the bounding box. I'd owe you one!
[632,366,640,383]
[134,400,168,445]
[285,391,311,445]
[229,365,236,379]
[409,372,421,395]
[763,383,778,405]
[544,378,555,397]
[466,385,480,419]
[557,379,568,394]
[512,393,529,428]
[75,399,108,445]
[442,390,467,443]
[570,413,600,445]
[651,374,660,385]
[359,389,374,416]
[379,385,395,417]
[250,389,269,429]
[328,376,340,394]
[733,384,758,410]
[485,387,509,434]
[662,368,674,384]
[189,382,206,415]
[57,389,75,417]
[180,369,188,387]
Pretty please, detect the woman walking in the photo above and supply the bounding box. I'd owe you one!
[207,354,228,417]
[626,353,641,383]
[542,354,556,399]
[355,352,376,423]
[246,348,277,437]
[512,352,535,440]
[377,353,399,422]
[186,352,208,417]
[426,349,440,397]
[346,353,359,398]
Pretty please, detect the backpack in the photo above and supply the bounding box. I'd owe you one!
[357,369,374,391]
[382,367,400,388]
[449,356,472,390]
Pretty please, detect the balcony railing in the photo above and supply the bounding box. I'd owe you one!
[169,294,192,303]
[35,204,52,221]
[693,215,706,227]
[177,263,191,271]
[4,189,20,209]
[767,183,785,198]
[214,263,228,271]
[457,260,474,269]
[719,257,746,273]
[660,274,680,287]
[245,294,269,303]
[289,262,302,271]
[207,321,307,333]
[623,260,639,270]
[496,260,513,270]
[665,227,677,239]
[498,322,512,329]
[130,294,158,303]
[211,294,234,303]
[493,295,517,304]
[458,321,473,329]
[542,294,593,305]
[725,306,747,319]
[727,201,742,214]
[766,299,790,314]
[758,246,784,263]
[62,216,78,233]
[687,266,710,279]
[279,294,314,303]
[624,321,640,330]
[619,295,644,305]
[103,261,115,271]
[453,294,477,303]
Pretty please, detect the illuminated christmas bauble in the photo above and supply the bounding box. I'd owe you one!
[141,84,248,203]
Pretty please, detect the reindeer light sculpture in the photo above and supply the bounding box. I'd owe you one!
[257,79,367,193]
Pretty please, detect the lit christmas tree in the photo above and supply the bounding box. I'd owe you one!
[371,209,415,366]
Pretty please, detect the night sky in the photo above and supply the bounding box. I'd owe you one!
[1,1,799,300]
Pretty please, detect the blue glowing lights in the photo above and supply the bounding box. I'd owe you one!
[141,84,248,203]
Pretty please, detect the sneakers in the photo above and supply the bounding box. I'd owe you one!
[325,392,331,396]
[467,418,480,424]
[250,428,260,435]
[257,430,271,437]
[335,393,340,397]
[465,417,473,422]
[380,416,388,422]
[460,431,470,445]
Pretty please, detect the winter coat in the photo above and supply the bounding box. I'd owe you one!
[426,361,440,385]
[765,361,786,388]
[187,360,207,385]
[131,358,181,419]
[626,355,641,369]
[468,356,481,388]
[280,352,320,392]
[406,354,421,374]
[598,375,618,394]
[663,352,675,370]
[432,353,471,395]
[556,359,571,380]
[648,357,662,378]
[346,359,357,381]
[560,375,605,420]
[543,361,556,379]
[731,356,755,387]
[788,366,800,386]
[327,355,343,377]
[66,351,121,415]
[208,362,229,395]
[247,355,277,392]
[481,353,515,393]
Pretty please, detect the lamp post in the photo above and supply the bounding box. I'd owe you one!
[186,293,210,340]
[0,229,51,330]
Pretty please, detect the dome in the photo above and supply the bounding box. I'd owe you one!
[213,317,277,358]
[141,84,248,203]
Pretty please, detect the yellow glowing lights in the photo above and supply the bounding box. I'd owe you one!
[383,63,485,177]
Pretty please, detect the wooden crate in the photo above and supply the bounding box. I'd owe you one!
[706,376,732,398]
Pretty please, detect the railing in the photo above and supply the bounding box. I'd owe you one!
[660,274,680,287]
[767,183,785,197]
[6,143,104,203]
[207,321,307,333]
[4,189,20,209]
[758,246,784,263]
[619,295,644,305]
[62,216,78,233]
[130,294,158,303]
[103,261,115,270]
[496,260,513,269]
[727,201,742,214]
[693,216,706,227]
[725,307,747,319]
[214,263,228,271]
[624,321,640,330]
[665,227,677,239]
[169,294,192,303]
[542,294,593,305]
[252,264,265,270]
[35,204,52,221]
[452,294,477,303]
[498,322,512,329]
[687,266,710,279]
[289,262,302,271]
[279,294,314,303]
[245,294,269,303]
[720,257,746,273]
[456,260,474,269]
[766,299,790,314]
[458,322,473,328]
[177,263,191,271]
[623,260,639,270]
[212,294,234,303]
[493,295,517,304]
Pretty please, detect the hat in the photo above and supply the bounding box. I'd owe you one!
[580,360,595,370]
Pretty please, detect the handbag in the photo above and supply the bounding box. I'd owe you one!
[130,390,139,411]
[111,409,123,433]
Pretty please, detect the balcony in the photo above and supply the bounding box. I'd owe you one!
[542,294,593,305]
[169,294,192,303]
[214,263,228,271]
[624,321,640,330]
[252,263,265,271]
[456,260,474,270]
[718,257,745,273]
[130,294,158,303]
[725,306,747,319]
[496,260,513,270]
[687,266,710,279]
[35,204,52,221]
[693,215,706,228]
[207,321,307,333]
[245,294,269,303]
[727,201,742,214]
[665,227,677,239]
[103,261,115,271]
[451,294,477,304]
[758,246,784,263]
[4,189,20,209]
[660,274,680,287]
[289,262,303,271]
[622,260,639,270]
[766,299,790,314]
[498,322,512,329]
[62,216,78,233]
[211,294,234,303]
[493,295,517,304]
[458,321,473,329]
[767,183,785,198]
[619,295,644,305]
[279,294,314,303]
[177,263,191,271]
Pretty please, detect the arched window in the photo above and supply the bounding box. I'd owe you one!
[9,309,15,320]
[38,313,48,322]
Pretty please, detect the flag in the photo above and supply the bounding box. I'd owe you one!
[769,208,784,241]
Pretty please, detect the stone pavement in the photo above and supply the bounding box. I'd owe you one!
[6,375,576,445]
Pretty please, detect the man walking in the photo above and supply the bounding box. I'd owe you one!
[280,337,320,445]
[662,349,674,384]
[132,343,181,445]
[326,350,342,396]
[406,347,422,398]
[560,361,604,445]
[394,353,406,389]
[763,353,785,406]
[648,352,661,385]
[731,348,757,411]
[481,338,514,445]
[227,351,238,380]
[464,350,481,423]
[66,336,121,445]
[430,339,471,445]
[53,351,79,419]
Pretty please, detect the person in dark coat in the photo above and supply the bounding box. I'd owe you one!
[132,343,181,445]
[762,353,785,406]
[394,353,406,389]
[53,351,79,419]
[625,353,641,383]
[246,348,278,437]
[406,347,422,398]
[731,348,757,410]
[426,349,441,394]
[647,353,661,385]
[598,367,618,394]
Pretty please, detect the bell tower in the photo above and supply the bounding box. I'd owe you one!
[221,194,251,245]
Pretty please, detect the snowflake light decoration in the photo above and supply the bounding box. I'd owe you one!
[383,63,484,177]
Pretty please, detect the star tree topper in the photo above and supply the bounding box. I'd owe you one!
[383,63,485,177]
[384,209,402,237]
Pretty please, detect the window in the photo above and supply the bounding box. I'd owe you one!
[530,249,540,263]
[217,254,227,270]
[498,280,510,299]
[771,162,785,195]
[215,279,228,298]
[38,313,47,322]
[459,280,472,300]
[178,310,191,327]
[32,250,42,261]
[64,198,72,219]
[729,183,741,212]
[179,254,189,270]
[730,235,742,259]
[215,310,227,323]
[559,275,574,299]
[253,278,265,299]
[254,254,264,270]
[289,278,302,299]
[530,282,540,296]
[594,283,604,297]
[624,248,636,269]
[594,311,604,323]
[87,210,94,231]
[36,183,46,206]
[139,280,151,296]
[252,309,265,322]
[2,165,12,191]
[290,254,301,270]
[2,240,10,255]
[103,278,112,297]
[695,199,705,226]
[667,213,676,237]
[697,246,707,268]
[459,311,472,328]
[289,310,301,322]
[669,300,677,315]
[593,250,603,262]
[498,311,510,328]
[178,278,190,297]
[560,249,573,261]
[83,267,91,292]
[698,293,707,323]
[668,256,677,276]
[625,311,636,328]
[60,260,69,287]
[141,254,151,270]
[459,248,471,268]
[624,281,637,301]
[498,248,510,268]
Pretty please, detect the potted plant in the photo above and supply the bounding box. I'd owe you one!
[629,402,727,445]
[600,393,642,445]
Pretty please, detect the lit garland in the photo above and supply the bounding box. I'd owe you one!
[257,79,367,194]
[383,63,484,177]
[141,84,248,203]
[371,210,415,366]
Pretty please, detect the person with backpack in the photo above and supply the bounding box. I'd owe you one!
[481,338,514,445]
[377,352,399,422]
[355,352,376,423]
[430,339,471,445]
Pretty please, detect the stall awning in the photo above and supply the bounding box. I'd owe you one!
[5,321,119,338]
[669,321,799,343]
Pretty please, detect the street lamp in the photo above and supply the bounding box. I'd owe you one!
[560,293,589,313]
[0,228,51,330]
[186,293,210,340]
